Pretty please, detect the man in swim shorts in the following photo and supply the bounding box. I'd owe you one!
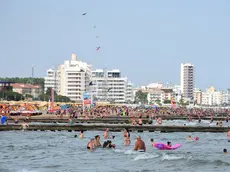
[134,136,146,152]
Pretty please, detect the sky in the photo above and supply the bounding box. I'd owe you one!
[0,0,230,90]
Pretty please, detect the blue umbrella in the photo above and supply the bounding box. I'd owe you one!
[1,116,7,124]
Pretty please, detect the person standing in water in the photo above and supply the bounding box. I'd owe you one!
[134,136,146,152]
[104,128,109,139]
[94,135,101,147]
[79,130,84,139]
[227,130,230,142]
[21,121,29,131]
[87,138,95,150]
[124,128,131,146]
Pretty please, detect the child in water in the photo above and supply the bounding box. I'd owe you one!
[223,148,228,154]
[150,138,155,146]
[187,135,192,140]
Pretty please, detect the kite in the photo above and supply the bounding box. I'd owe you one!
[96,46,100,51]
[96,36,99,39]
[93,26,96,28]
[82,13,87,16]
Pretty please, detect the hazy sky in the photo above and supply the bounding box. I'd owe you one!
[0,0,230,89]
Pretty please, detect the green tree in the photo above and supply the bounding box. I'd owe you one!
[45,88,57,96]
[0,77,44,89]
[38,94,50,101]
[135,90,148,104]
[55,95,71,102]
[0,91,24,101]
[163,100,171,104]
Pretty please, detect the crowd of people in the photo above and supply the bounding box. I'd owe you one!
[75,128,230,154]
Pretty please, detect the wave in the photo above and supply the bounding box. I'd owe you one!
[188,158,230,166]
[134,153,159,161]
[17,169,38,172]
[161,153,185,161]
[113,149,139,155]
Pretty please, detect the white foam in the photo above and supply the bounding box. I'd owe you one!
[134,153,159,161]
[17,169,38,172]
[161,154,184,161]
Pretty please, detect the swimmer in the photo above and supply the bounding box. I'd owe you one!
[167,141,172,147]
[150,138,154,146]
[124,128,131,146]
[87,138,95,150]
[227,130,230,142]
[103,140,116,149]
[104,128,109,139]
[79,130,84,139]
[223,148,228,154]
[94,135,101,147]
[134,136,146,152]
[187,135,192,140]
[104,128,115,139]
[21,121,29,131]
[74,135,78,138]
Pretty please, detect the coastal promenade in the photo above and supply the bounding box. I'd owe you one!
[0,124,229,132]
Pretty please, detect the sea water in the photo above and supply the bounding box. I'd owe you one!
[0,130,230,172]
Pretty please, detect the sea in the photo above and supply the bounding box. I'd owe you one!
[1,120,230,172]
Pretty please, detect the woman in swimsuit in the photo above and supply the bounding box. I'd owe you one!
[87,138,95,150]
[124,128,131,146]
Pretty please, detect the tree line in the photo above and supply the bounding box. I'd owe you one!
[0,77,71,102]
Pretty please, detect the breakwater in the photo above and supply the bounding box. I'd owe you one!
[1,124,229,132]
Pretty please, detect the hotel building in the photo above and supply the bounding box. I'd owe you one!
[180,63,195,100]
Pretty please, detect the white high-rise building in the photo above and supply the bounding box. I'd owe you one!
[44,53,92,101]
[180,63,195,100]
[91,69,133,103]
[44,68,58,93]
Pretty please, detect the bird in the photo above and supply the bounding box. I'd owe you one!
[93,26,96,28]
[96,36,99,39]
[82,13,87,15]
[96,47,100,51]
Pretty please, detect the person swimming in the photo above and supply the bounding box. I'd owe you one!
[150,138,154,146]
[223,148,228,154]
[167,141,172,147]
[103,140,116,149]
[74,135,78,138]
[187,135,192,140]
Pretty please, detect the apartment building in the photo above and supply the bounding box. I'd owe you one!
[181,63,195,100]
[44,53,92,101]
[91,69,133,103]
